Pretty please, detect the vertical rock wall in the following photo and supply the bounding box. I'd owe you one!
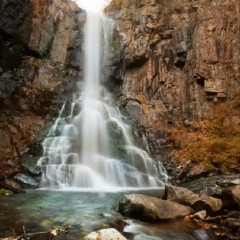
[0,0,85,184]
[105,0,240,179]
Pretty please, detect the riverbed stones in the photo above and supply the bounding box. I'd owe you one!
[82,228,127,240]
[222,185,240,209]
[192,210,207,221]
[164,183,199,206]
[191,195,223,214]
[119,194,193,221]
[223,218,240,233]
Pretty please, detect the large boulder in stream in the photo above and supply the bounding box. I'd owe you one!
[82,228,127,240]
[119,194,193,221]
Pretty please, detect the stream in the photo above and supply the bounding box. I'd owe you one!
[0,189,201,239]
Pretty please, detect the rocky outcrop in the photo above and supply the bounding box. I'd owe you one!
[0,0,85,187]
[104,0,240,178]
[106,0,239,125]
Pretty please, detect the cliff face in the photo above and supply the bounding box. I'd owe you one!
[105,0,240,180]
[0,0,85,185]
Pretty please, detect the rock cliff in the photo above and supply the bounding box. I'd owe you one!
[0,0,239,188]
[104,0,240,180]
[0,0,85,187]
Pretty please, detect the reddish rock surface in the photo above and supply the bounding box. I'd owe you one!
[104,0,240,179]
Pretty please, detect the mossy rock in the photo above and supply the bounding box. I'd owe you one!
[0,188,14,196]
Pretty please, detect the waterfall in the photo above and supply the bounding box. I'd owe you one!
[37,9,167,190]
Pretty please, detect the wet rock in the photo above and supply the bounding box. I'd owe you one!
[223,218,240,233]
[191,195,223,214]
[0,188,14,196]
[227,210,240,219]
[193,228,216,240]
[200,187,222,198]
[181,175,240,194]
[24,165,42,177]
[119,194,193,221]
[82,228,127,240]
[192,210,207,221]
[0,178,25,193]
[222,185,240,209]
[14,173,39,189]
[164,183,199,206]
[205,216,227,224]
[229,179,240,185]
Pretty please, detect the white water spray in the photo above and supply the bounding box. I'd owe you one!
[38,8,167,190]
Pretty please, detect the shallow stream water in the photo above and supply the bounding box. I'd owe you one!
[0,189,202,239]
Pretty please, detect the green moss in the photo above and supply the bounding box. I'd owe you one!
[0,188,14,196]
[111,28,121,57]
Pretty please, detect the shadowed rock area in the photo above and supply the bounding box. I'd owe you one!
[0,0,85,190]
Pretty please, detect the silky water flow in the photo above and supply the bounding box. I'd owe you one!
[37,10,167,190]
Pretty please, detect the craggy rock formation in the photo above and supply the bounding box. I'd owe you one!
[0,0,85,190]
[104,0,240,179]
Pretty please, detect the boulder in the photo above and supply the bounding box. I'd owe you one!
[193,228,216,240]
[0,178,25,193]
[191,210,207,221]
[82,228,127,240]
[14,173,39,188]
[191,195,223,214]
[229,179,240,185]
[222,185,240,209]
[119,194,193,221]
[188,163,209,179]
[200,187,222,198]
[223,218,240,233]
[164,183,199,206]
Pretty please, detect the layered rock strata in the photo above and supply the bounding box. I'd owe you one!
[104,0,240,178]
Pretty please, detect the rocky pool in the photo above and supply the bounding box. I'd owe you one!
[0,189,206,239]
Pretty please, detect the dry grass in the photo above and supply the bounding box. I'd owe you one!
[167,88,240,174]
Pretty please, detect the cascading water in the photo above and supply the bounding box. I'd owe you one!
[37,9,167,190]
